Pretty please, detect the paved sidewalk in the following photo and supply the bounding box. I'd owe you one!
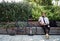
[0,35,60,41]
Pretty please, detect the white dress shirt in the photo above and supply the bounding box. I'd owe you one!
[38,16,49,25]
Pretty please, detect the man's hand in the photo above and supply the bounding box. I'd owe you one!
[39,22,46,26]
[41,23,46,25]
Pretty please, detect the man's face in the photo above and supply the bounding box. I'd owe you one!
[42,13,46,17]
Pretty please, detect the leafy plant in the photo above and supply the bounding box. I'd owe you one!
[0,2,32,22]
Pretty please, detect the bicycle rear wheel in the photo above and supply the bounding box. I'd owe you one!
[6,22,16,35]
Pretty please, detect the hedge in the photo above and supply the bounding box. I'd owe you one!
[0,2,32,22]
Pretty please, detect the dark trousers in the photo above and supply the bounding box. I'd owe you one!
[41,25,50,34]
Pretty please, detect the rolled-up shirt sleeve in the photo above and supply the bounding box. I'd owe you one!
[46,18,49,25]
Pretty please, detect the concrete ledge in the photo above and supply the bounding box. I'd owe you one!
[0,27,60,35]
[26,27,60,35]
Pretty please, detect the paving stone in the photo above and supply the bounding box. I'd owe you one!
[0,35,60,41]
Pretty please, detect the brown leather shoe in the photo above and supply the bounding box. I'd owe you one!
[45,34,49,39]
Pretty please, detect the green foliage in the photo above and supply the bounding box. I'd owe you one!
[31,3,43,20]
[0,0,60,22]
[26,0,60,21]
[52,6,60,20]
[26,0,52,6]
[41,6,60,21]
[31,4,60,21]
[0,2,32,22]
[41,0,52,6]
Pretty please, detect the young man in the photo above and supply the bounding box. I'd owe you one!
[38,12,50,39]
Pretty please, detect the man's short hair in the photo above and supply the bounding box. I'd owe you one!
[41,12,46,15]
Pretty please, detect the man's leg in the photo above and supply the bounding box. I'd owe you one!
[42,26,46,34]
[45,25,50,39]
[46,26,50,34]
[42,25,50,39]
[47,27,50,34]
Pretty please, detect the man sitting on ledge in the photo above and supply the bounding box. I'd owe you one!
[38,12,50,39]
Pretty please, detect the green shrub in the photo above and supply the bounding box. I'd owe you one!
[0,2,32,22]
[43,6,60,21]
[31,3,60,21]
[27,0,60,21]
